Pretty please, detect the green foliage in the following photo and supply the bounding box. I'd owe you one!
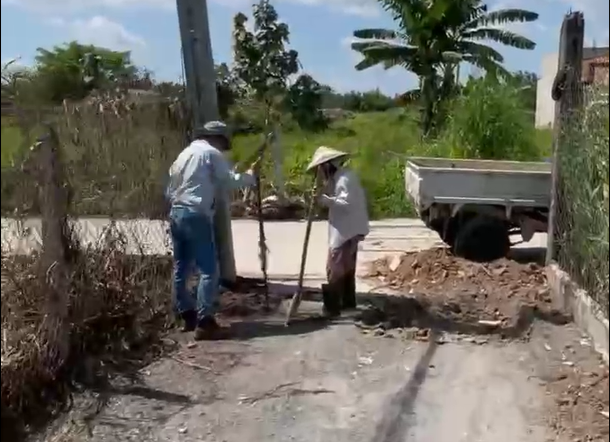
[506,70,538,124]
[351,0,539,134]
[231,110,423,218]
[284,74,329,131]
[441,75,539,161]
[232,0,299,102]
[33,41,138,103]
[341,90,398,112]
[317,87,399,112]
[215,63,243,119]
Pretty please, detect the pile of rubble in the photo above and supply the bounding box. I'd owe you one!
[363,248,554,332]
[231,195,308,220]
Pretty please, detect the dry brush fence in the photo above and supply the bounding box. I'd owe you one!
[1,93,313,438]
[1,99,189,439]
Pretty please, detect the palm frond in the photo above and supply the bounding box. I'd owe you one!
[353,28,399,40]
[457,41,505,63]
[462,54,511,79]
[351,42,418,71]
[463,28,536,50]
[398,88,421,104]
[475,8,539,27]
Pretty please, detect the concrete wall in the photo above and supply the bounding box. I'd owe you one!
[535,53,558,128]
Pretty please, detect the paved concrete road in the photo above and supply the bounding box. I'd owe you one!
[11,218,552,442]
[1,217,545,282]
[83,325,552,442]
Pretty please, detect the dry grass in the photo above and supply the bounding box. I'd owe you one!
[555,84,609,317]
[1,223,174,440]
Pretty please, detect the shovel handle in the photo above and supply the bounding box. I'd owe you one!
[285,173,319,325]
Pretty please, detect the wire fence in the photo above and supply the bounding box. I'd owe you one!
[553,81,609,318]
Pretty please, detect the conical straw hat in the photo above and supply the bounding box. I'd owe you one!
[306,146,349,171]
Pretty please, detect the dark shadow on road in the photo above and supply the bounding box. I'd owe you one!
[262,282,571,340]
[228,316,330,341]
[102,384,194,405]
[371,332,439,442]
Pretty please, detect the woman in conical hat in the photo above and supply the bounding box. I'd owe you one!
[307,146,370,317]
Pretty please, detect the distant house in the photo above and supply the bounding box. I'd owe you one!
[535,46,609,128]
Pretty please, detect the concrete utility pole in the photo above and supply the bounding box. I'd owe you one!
[176,0,237,284]
[176,0,219,124]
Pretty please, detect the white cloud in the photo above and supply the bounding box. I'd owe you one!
[2,0,380,16]
[47,15,147,55]
[209,0,380,17]
[285,0,379,17]
[1,0,173,13]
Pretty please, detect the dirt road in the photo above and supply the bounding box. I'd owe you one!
[25,220,604,442]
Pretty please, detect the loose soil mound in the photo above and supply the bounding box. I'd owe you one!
[218,277,283,317]
[363,248,555,333]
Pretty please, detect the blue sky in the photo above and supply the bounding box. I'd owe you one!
[1,0,608,95]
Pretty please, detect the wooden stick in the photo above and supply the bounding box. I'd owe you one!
[255,168,269,310]
[285,175,319,326]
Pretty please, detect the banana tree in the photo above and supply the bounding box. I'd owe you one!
[351,0,538,135]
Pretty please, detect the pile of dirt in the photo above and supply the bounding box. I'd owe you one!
[219,291,281,317]
[184,275,280,319]
[363,248,555,334]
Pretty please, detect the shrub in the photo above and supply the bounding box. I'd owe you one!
[442,77,542,161]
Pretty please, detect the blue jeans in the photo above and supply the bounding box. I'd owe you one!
[169,207,218,320]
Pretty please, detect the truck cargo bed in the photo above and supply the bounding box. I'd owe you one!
[405,157,552,212]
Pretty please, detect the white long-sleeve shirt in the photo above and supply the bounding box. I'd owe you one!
[319,168,370,249]
[166,140,255,218]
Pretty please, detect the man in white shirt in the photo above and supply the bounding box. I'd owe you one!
[306,146,370,317]
[166,121,257,340]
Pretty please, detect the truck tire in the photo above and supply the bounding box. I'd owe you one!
[453,216,510,262]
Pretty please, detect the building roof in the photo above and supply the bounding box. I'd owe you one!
[583,46,609,60]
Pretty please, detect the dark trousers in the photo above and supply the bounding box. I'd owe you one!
[324,236,362,313]
[326,236,361,284]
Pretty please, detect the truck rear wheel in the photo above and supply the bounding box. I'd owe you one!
[453,216,510,262]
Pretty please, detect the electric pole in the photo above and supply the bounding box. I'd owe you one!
[176,0,237,284]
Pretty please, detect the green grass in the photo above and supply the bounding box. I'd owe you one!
[231,109,425,218]
[1,117,25,167]
[1,106,552,219]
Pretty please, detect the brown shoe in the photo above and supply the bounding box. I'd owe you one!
[194,316,231,341]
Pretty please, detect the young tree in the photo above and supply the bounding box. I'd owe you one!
[232,0,299,108]
[232,0,299,197]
